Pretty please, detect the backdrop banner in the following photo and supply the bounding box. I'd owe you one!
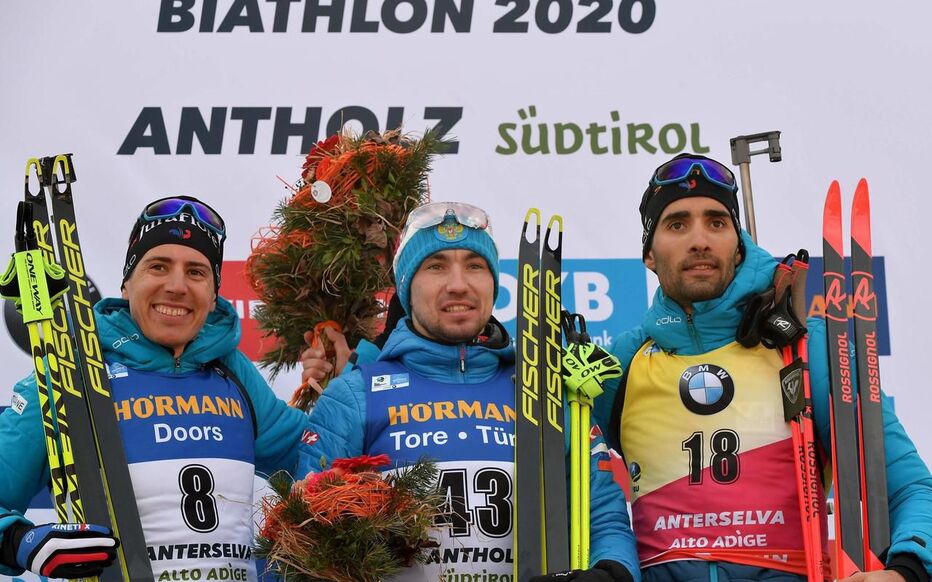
[2,2,930,580]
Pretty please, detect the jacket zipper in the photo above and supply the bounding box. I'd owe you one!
[686,313,702,352]
[459,345,466,375]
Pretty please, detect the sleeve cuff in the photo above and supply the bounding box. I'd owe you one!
[887,553,930,582]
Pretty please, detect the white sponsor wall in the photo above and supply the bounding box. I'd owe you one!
[1,1,931,579]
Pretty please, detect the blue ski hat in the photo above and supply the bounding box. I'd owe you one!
[393,202,500,315]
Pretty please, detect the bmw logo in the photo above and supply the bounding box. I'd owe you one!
[679,364,735,415]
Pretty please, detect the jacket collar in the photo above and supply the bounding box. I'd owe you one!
[378,317,515,383]
[95,296,241,372]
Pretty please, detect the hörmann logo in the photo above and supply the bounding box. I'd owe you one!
[387,400,515,425]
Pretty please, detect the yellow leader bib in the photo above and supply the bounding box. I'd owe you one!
[620,340,824,574]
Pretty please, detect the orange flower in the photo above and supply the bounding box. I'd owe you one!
[259,498,286,542]
[332,454,391,473]
[302,468,344,495]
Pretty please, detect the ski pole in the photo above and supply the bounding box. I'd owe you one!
[729,131,782,243]
[0,195,72,523]
[561,312,611,570]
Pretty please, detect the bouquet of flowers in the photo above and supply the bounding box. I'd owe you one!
[256,455,443,582]
[245,130,445,382]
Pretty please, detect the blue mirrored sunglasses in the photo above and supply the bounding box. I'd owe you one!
[652,157,737,192]
[142,197,226,236]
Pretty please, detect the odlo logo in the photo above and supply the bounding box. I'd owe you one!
[656,316,682,326]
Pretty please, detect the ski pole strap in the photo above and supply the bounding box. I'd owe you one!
[209,360,258,439]
[561,310,590,344]
[789,249,809,325]
[562,341,621,400]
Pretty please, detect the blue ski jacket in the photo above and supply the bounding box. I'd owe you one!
[0,296,309,576]
[599,232,932,581]
[297,318,641,580]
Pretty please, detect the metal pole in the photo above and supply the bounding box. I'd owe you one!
[729,131,782,244]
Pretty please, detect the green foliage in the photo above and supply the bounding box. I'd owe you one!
[246,131,445,378]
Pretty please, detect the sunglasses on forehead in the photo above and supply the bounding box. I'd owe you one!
[140,196,226,236]
[393,202,493,270]
[651,156,738,193]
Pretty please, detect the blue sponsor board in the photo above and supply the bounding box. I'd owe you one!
[493,258,648,346]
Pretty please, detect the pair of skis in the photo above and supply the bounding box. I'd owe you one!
[515,208,569,582]
[823,179,889,577]
[5,156,153,581]
[514,209,596,581]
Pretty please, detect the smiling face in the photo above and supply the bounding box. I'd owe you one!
[408,249,495,344]
[644,196,742,313]
[121,244,217,357]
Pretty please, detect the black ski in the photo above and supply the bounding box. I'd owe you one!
[515,209,544,582]
[850,178,889,570]
[539,216,568,572]
[36,154,154,582]
[822,181,864,577]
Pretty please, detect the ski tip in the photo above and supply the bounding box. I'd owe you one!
[522,208,541,242]
[824,180,841,208]
[24,158,41,177]
[53,154,72,173]
[823,181,844,256]
[524,207,541,225]
[24,159,43,199]
[852,178,870,212]
[546,214,563,233]
[543,214,563,253]
[851,178,872,254]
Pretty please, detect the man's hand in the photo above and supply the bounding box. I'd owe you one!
[840,571,907,582]
[299,327,350,385]
[2,522,119,579]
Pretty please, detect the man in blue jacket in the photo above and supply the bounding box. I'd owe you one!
[0,196,309,581]
[298,201,640,582]
[600,154,932,582]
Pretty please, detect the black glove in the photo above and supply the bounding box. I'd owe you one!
[373,292,405,349]
[529,560,634,582]
[1,522,119,579]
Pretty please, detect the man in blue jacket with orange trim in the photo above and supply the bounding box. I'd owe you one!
[0,196,309,581]
[600,154,932,582]
[298,201,640,582]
